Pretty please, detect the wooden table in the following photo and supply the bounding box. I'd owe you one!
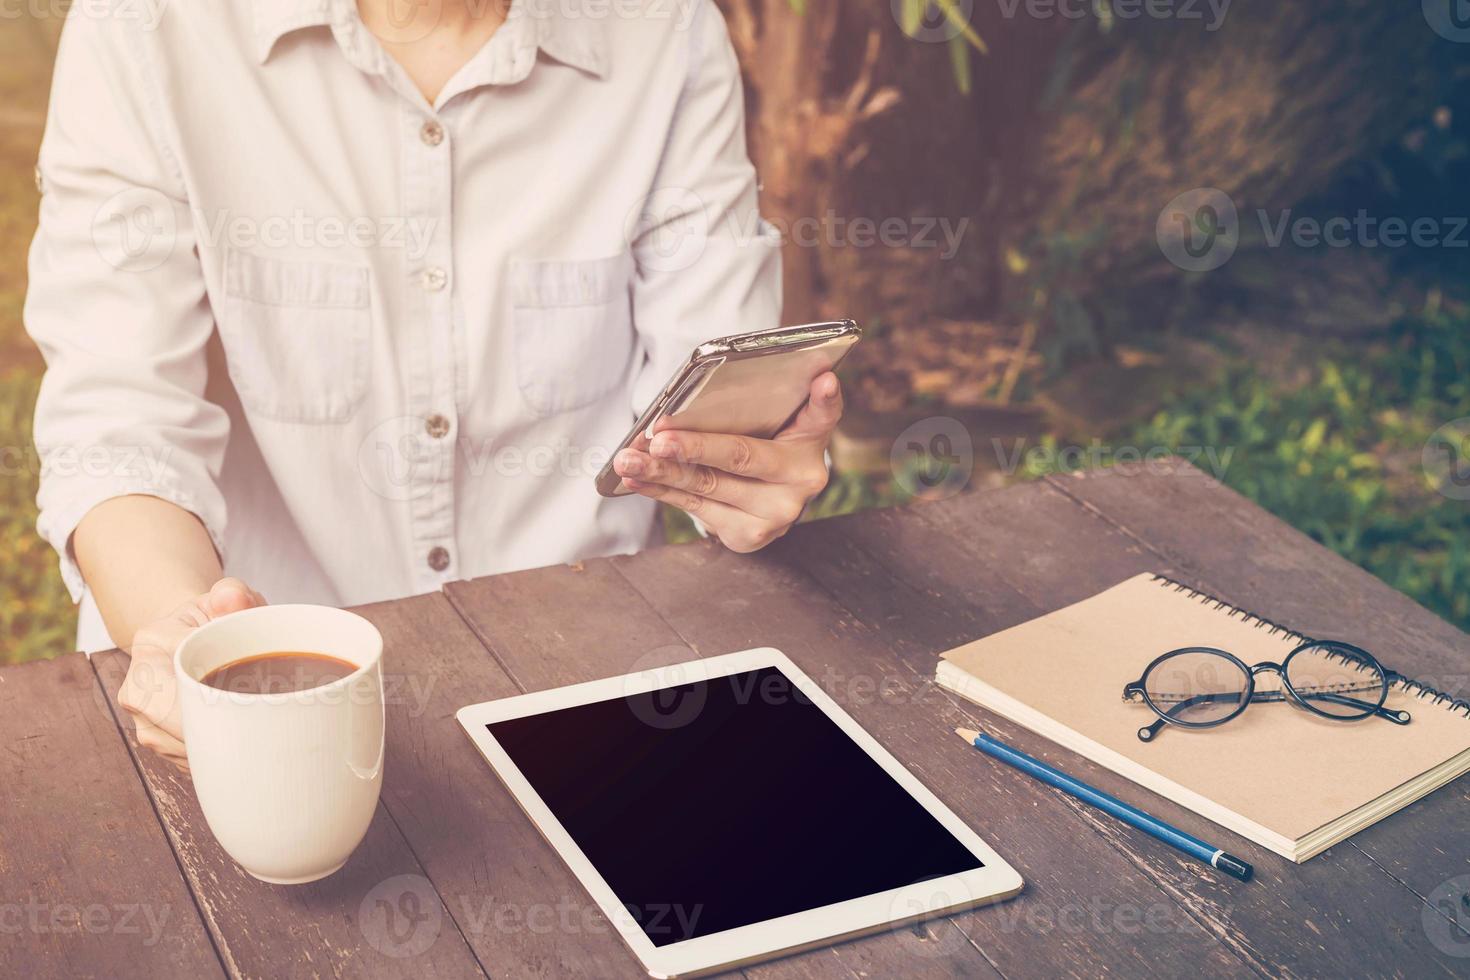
[4,461,1469,979]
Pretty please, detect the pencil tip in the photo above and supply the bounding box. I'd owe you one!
[954,728,979,742]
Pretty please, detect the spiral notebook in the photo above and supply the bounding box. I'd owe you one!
[936,572,1470,861]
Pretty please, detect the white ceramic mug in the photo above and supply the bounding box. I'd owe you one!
[174,604,385,884]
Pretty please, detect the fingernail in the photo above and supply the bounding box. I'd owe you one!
[650,435,677,459]
[616,450,644,475]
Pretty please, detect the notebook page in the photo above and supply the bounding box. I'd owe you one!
[940,573,1470,842]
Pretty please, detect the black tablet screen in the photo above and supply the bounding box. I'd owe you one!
[487,665,982,946]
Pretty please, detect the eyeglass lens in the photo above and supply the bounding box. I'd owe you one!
[1142,649,1250,726]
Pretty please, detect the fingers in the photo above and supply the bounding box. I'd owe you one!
[204,577,266,618]
[647,428,781,482]
[133,714,189,771]
[777,372,843,442]
[120,620,191,741]
[620,478,789,553]
[121,577,266,761]
[614,450,786,518]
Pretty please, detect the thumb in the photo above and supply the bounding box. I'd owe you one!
[778,372,843,442]
[202,577,265,620]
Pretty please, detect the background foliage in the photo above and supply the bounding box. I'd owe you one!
[3,3,1469,663]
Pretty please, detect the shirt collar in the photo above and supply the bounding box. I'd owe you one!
[252,0,608,79]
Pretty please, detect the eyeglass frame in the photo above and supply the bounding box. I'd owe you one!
[1122,639,1412,743]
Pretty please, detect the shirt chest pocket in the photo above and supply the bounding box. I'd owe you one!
[511,252,635,416]
[218,249,372,423]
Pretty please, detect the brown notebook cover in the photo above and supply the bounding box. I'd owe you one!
[936,573,1470,860]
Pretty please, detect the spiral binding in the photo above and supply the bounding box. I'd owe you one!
[1150,573,1470,718]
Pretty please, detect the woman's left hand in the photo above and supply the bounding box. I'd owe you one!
[613,372,842,553]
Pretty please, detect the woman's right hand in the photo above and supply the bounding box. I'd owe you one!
[118,578,266,770]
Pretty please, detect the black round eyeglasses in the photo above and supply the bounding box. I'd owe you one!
[1121,639,1412,742]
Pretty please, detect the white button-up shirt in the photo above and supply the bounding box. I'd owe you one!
[26,0,780,650]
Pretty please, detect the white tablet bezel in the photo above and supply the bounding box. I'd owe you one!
[456,647,1023,978]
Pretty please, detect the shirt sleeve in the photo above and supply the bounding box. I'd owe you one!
[25,9,228,602]
[626,0,783,413]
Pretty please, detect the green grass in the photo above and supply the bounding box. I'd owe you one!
[1023,308,1470,632]
[2,371,76,664]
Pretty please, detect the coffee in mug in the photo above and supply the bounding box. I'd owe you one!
[202,651,358,694]
[174,605,385,884]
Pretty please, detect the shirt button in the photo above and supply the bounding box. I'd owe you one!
[427,546,451,572]
[424,413,451,439]
[420,120,444,146]
[420,266,447,292]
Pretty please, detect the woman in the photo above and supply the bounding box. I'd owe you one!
[26,0,840,766]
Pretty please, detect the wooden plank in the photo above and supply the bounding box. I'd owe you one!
[447,549,1249,979]
[90,649,485,980]
[791,473,1467,976]
[1040,462,1470,955]
[445,560,1011,980]
[345,591,648,977]
[0,653,223,980]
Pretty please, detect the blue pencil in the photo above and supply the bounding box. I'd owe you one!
[955,728,1253,882]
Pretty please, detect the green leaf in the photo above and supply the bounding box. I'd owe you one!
[787,0,807,14]
[948,34,972,94]
[934,0,989,54]
[900,0,924,35]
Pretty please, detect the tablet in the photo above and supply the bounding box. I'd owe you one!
[456,648,1022,977]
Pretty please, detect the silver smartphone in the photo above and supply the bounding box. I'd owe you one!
[596,319,862,497]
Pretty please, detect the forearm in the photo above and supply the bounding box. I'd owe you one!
[73,495,222,651]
